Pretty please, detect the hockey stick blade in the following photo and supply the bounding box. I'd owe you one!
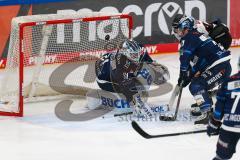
[114,112,133,117]
[159,115,176,121]
[131,120,207,139]
[131,121,152,139]
[159,86,183,121]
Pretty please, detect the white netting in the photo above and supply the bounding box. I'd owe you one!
[0,12,131,115]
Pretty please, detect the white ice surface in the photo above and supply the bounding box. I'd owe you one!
[0,48,239,160]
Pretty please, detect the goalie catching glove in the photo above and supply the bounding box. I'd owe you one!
[148,63,170,85]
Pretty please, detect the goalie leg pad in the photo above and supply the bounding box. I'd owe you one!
[133,93,154,117]
[86,89,132,111]
[86,90,169,116]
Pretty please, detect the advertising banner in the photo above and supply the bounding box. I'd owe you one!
[0,0,66,6]
[0,0,231,69]
[230,0,240,46]
[32,0,227,45]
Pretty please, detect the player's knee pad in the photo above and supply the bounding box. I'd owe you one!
[189,81,205,95]
[189,81,212,110]
[216,130,237,160]
[212,156,224,160]
[216,146,234,160]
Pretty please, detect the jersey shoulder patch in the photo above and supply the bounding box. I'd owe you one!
[227,80,240,90]
[227,73,240,90]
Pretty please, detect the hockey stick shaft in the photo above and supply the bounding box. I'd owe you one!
[168,85,180,108]
[131,121,206,139]
[160,85,183,121]
[172,86,183,120]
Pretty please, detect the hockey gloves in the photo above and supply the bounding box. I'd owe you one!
[178,70,191,88]
[207,114,222,136]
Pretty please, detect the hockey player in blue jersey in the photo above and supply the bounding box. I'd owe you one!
[95,39,169,117]
[190,17,232,115]
[171,14,232,124]
[207,58,240,160]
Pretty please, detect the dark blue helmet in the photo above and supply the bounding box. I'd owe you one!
[172,14,195,31]
[172,14,195,40]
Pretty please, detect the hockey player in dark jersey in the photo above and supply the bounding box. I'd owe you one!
[171,14,232,124]
[189,16,232,115]
[95,39,169,117]
[207,58,240,160]
[195,19,232,50]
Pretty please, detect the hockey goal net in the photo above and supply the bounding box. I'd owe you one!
[0,12,132,116]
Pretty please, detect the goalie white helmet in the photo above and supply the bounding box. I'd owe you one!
[120,39,142,62]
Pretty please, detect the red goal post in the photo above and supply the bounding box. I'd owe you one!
[0,12,132,117]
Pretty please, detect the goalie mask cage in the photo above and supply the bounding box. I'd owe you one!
[0,12,132,117]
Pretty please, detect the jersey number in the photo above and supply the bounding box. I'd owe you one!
[199,35,224,50]
[231,92,240,113]
[138,68,153,85]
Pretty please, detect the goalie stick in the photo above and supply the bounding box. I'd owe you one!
[131,120,207,139]
[114,111,133,117]
[168,85,181,108]
[130,85,184,138]
[159,85,183,121]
